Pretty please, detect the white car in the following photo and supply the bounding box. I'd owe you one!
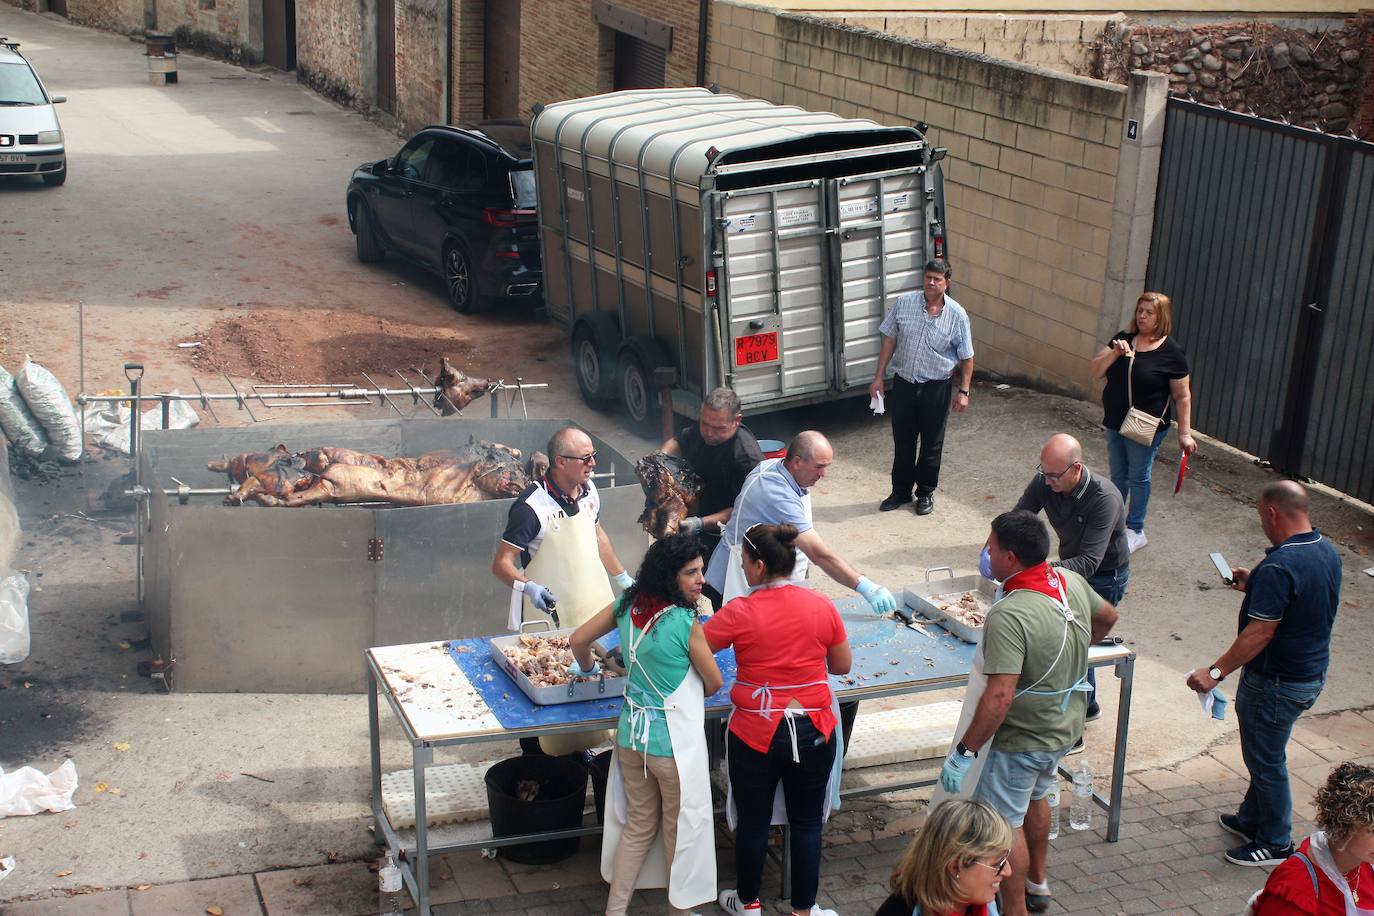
[0,37,67,186]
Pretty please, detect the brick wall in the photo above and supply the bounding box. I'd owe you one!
[712,1,1161,398]
[395,0,444,130]
[296,0,364,109]
[517,0,706,117]
[835,13,1124,77]
[450,0,484,121]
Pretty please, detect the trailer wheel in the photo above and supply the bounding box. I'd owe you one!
[571,316,620,408]
[617,337,673,436]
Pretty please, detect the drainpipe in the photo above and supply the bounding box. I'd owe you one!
[695,0,709,86]
[443,0,453,123]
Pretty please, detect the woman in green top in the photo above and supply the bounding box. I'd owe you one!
[571,533,724,916]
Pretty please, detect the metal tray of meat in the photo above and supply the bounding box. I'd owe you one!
[488,621,627,705]
[902,566,999,644]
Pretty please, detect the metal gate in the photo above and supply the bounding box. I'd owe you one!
[1146,99,1374,503]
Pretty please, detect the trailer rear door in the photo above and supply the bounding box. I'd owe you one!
[831,167,927,389]
[717,180,833,403]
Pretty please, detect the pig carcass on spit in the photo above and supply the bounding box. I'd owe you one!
[208,444,310,506]
[211,438,548,507]
[634,452,702,539]
[435,357,491,415]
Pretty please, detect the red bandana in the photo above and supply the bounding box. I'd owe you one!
[1002,561,1064,601]
[629,594,672,630]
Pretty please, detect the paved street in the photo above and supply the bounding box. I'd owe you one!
[2,6,1372,916]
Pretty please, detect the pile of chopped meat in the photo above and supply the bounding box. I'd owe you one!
[933,591,991,628]
[499,634,621,687]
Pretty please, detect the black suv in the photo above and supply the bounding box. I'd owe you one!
[346,121,540,313]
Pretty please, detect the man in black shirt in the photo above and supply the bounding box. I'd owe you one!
[661,387,763,608]
[1012,433,1130,725]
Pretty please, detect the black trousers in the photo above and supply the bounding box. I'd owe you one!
[889,375,953,495]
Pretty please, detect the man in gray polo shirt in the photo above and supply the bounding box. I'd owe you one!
[1011,433,1129,724]
[870,258,974,517]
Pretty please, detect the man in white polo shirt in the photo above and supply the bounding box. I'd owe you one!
[869,258,974,517]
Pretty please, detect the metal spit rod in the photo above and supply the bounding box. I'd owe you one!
[78,380,549,410]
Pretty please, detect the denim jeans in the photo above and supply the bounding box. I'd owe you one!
[1083,564,1130,708]
[1234,669,1324,848]
[728,717,836,910]
[1104,425,1169,533]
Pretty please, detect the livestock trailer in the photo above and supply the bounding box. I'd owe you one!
[532,88,948,426]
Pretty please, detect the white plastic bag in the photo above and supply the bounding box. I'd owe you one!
[0,759,78,817]
[91,392,199,455]
[15,358,82,462]
[0,571,31,665]
[0,364,49,458]
[0,489,18,572]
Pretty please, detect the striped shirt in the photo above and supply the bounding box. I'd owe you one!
[878,293,974,383]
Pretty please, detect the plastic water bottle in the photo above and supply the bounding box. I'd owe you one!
[1046,784,1061,839]
[378,850,402,915]
[1070,764,1094,831]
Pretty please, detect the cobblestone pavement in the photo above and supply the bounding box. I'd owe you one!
[6,705,1371,916]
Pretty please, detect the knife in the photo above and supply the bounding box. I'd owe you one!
[891,606,932,636]
[591,644,626,676]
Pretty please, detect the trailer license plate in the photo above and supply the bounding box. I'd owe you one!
[735,332,779,366]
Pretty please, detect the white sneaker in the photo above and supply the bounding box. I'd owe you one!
[1125,529,1147,553]
[718,888,761,915]
[807,907,839,916]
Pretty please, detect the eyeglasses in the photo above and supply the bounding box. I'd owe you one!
[559,451,598,464]
[974,854,1011,873]
[1036,462,1078,483]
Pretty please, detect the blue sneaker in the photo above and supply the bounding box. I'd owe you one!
[1218,813,1254,844]
[1225,841,1295,867]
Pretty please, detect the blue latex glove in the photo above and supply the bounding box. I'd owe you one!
[855,576,897,615]
[521,580,556,614]
[979,546,993,579]
[613,570,635,590]
[940,748,974,794]
[568,657,601,678]
[1209,687,1229,721]
[678,516,703,536]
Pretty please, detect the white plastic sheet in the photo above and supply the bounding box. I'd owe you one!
[0,571,31,664]
[15,358,82,462]
[0,489,18,571]
[0,759,78,817]
[0,365,49,458]
[83,392,198,455]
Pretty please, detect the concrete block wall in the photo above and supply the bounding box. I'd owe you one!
[518,0,706,117]
[711,1,1158,398]
[295,0,364,109]
[835,13,1125,78]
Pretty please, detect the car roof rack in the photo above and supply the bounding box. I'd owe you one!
[1,38,20,51]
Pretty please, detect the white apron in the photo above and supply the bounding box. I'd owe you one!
[509,505,615,755]
[723,678,844,830]
[931,576,1089,809]
[600,611,715,910]
[720,460,811,603]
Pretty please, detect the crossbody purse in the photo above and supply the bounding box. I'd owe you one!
[1118,347,1164,446]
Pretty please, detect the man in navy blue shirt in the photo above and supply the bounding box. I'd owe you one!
[1186,480,1342,867]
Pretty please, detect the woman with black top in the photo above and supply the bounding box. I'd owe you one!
[1090,291,1197,552]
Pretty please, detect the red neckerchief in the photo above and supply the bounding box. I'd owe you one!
[542,473,584,509]
[629,594,672,630]
[1002,561,1064,601]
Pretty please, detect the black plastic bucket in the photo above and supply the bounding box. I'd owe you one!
[588,749,613,823]
[484,755,589,864]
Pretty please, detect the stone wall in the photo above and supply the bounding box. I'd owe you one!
[518,0,705,117]
[395,0,444,130]
[712,1,1165,398]
[59,0,143,34]
[831,13,1123,77]
[1095,15,1372,134]
[295,0,365,111]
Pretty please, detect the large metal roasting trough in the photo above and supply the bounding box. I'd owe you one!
[140,417,646,693]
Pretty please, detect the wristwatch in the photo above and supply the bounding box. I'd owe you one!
[1208,665,1225,681]
[958,388,970,396]
[955,740,978,759]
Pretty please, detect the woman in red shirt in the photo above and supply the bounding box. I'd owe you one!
[704,523,852,916]
[1250,762,1374,915]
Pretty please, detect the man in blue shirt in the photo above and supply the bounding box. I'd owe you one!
[869,258,975,517]
[1186,480,1342,867]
